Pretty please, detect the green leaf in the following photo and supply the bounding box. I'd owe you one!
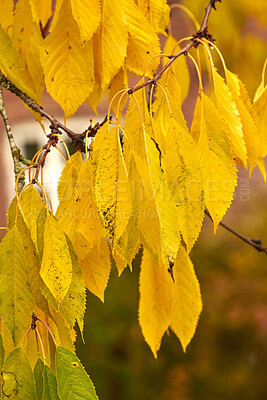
[43,365,60,400]
[34,359,45,400]
[0,334,4,370]
[1,348,36,399]
[0,226,34,345]
[56,346,98,400]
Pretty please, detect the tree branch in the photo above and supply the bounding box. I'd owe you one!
[0,84,28,193]
[204,209,267,255]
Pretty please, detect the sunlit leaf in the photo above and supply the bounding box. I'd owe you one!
[190,92,237,230]
[95,0,128,91]
[163,35,190,102]
[139,248,172,357]
[163,119,204,252]
[226,69,259,174]
[80,238,111,302]
[170,246,202,351]
[40,0,94,118]
[12,0,44,104]
[124,0,160,76]
[71,0,100,41]
[137,0,170,34]
[212,67,247,167]
[0,0,14,32]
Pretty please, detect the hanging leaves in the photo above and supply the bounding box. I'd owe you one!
[190,92,237,230]
[0,226,34,345]
[0,0,266,395]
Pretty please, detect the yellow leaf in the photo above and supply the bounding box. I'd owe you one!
[226,69,259,174]
[55,152,83,237]
[40,0,94,118]
[114,212,140,273]
[124,0,160,76]
[95,0,128,91]
[0,0,14,32]
[30,0,53,27]
[40,214,72,304]
[0,319,14,360]
[94,125,132,251]
[124,93,181,264]
[138,248,172,358]
[253,86,267,180]
[49,308,75,351]
[170,246,202,352]
[253,58,266,103]
[137,0,169,35]
[212,67,247,167]
[75,159,105,250]
[0,26,36,100]
[162,119,204,252]
[190,92,237,230]
[163,35,190,102]
[152,76,188,142]
[59,237,86,333]
[109,66,128,116]
[12,0,44,104]
[71,0,100,41]
[10,203,51,316]
[19,185,46,246]
[80,238,111,302]
[86,25,102,113]
[0,226,34,345]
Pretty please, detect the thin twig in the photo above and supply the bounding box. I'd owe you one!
[204,209,267,255]
[128,0,220,95]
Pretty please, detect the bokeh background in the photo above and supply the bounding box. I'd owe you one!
[0,1,266,399]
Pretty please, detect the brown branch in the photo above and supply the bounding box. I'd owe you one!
[204,209,267,255]
[0,71,110,153]
[0,71,77,139]
[128,0,221,95]
[0,84,26,193]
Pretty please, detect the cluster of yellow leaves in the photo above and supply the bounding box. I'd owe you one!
[0,0,266,362]
[0,184,86,369]
[0,0,169,118]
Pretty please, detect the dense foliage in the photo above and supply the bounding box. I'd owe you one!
[0,0,266,398]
